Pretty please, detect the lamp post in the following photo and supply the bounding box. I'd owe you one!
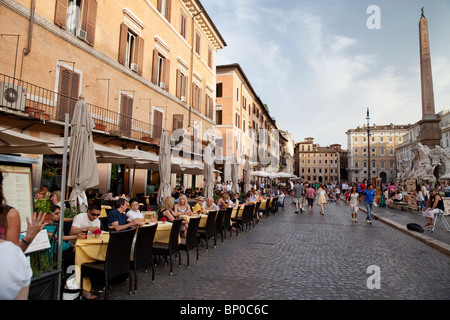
[366,108,371,184]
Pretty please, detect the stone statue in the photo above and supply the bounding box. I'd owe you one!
[410,143,435,184]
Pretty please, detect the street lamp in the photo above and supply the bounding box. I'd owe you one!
[366,107,371,184]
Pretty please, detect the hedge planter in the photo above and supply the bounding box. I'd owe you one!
[29,269,61,300]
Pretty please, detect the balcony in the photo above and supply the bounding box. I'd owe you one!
[0,73,166,145]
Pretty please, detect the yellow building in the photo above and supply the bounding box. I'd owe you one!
[215,63,279,181]
[0,0,226,194]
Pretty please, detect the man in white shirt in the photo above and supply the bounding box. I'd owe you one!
[70,201,102,237]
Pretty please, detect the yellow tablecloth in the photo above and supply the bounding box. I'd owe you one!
[179,214,208,228]
[153,221,176,243]
[100,205,112,218]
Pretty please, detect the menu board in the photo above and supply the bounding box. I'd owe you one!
[0,164,34,232]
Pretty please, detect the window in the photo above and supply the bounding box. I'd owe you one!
[152,50,170,91]
[173,114,184,130]
[195,31,201,55]
[216,83,223,97]
[215,110,222,125]
[208,47,213,69]
[176,69,187,101]
[192,83,201,111]
[157,0,171,22]
[120,93,133,136]
[205,94,213,120]
[57,66,80,121]
[54,0,98,46]
[118,23,145,74]
[180,11,187,39]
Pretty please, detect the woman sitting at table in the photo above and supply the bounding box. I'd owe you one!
[126,198,144,221]
[217,193,232,209]
[192,197,204,214]
[159,196,188,237]
[174,195,193,216]
[245,191,255,203]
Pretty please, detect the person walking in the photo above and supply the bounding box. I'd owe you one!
[316,184,327,215]
[305,184,316,213]
[362,184,376,224]
[346,186,360,222]
[292,181,304,213]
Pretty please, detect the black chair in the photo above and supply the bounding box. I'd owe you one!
[101,199,114,207]
[252,201,261,227]
[272,196,279,214]
[197,210,217,251]
[223,207,234,240]
[80,228,136,300]
[264,198,272,218]
[242,204,255,231]
[130,223,157,293]
[152,219,183,275]
[214,209,226,247]
[98,217,109,231]
[63,220,73,236]
[179,217,201,268]
[231,206,243,237]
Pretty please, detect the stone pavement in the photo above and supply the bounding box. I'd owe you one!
[101,196,450,302]
[358,201,450,256]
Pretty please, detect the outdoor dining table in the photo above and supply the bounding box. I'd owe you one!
[179,214,208,228]
[100,205,112,218]
[74,221,176,291]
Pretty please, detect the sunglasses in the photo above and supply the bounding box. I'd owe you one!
[90,212,101,217]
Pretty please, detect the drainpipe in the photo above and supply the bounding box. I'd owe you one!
[24,0,36,56]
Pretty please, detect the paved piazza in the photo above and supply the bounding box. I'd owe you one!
[108,198,450,300]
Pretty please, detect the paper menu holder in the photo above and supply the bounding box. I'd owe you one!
[23,229,51,255]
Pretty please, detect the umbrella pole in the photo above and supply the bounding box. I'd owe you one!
[57,113,70,300]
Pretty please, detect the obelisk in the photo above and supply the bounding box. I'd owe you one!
[417,8,441,146]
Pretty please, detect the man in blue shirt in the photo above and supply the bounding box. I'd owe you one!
[362,184,376,224]
[107,198,140,231]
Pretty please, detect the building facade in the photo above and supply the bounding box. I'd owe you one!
[0,0,226,194]
[294,138,341,183]
[346,124,409,183]
[215,63,279,181]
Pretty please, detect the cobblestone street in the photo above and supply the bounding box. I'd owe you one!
[108,198,450,300]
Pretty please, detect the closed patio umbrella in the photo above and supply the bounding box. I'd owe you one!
[203,145,214,199]
[157,131,172,206]
[244,160,250,194]
[231,156,239,194]
[67,95,99,212]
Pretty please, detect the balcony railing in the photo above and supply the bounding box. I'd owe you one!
[0,73,165,144]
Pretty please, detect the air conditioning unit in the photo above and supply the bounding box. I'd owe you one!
[0,81,27,111]
[131,63,139,72]
[181,96,186,102]
[76,28,87,41]
[159,82,166,90]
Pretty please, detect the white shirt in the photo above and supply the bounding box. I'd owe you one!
[72,212,101,230]
[126,209,144,220]
[0,240,32,300]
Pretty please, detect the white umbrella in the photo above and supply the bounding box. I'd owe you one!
[67,95,99,212]
[231,156,239,194]
[244,160,251,194]
[203,145,214,199]
[0,125,58,154]
[157,131,172,206]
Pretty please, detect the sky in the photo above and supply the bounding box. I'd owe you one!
[201,0,450,149]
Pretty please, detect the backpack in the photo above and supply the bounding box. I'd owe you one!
[407,223,424,233]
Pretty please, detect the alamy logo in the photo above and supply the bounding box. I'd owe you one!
[367,5,381,30]
[366,265,381,289]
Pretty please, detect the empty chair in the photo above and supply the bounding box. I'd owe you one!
[223,206,234,240]
[130,223,157,293]
[264,198,272,218]
[178,216,201,268]
[231,205,244,236]
[197,210,217,251]
[242,204,255,231]
[80,228,136,299]
[214,209,226,247]
[252,201,261,227]
[272,196,279,214]
[98,216,109,231]
[152,219,183,275]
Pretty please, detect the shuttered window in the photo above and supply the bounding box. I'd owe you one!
[54,0,97,46]
[118,23,145,75]
[152,50,170,91]
[176,69,187,101]
[205,94,213,120]
[120,93,133,136]
[172,114,184,131]
[180,11,187,39]
[57,66,80,122]
[157,0,172,23]
[152,110,163,139]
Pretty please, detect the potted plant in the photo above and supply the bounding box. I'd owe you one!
[34,199,53,221]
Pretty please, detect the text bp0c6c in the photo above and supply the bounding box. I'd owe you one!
[224,305,269,315]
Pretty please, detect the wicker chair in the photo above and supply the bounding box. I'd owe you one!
[197,210,217,251]
[80,228,136,299]
[130,223,157,293]
[223,206,234,240]
[152,219,183,275]
[178,216,201,268]
[214,209,226,247]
